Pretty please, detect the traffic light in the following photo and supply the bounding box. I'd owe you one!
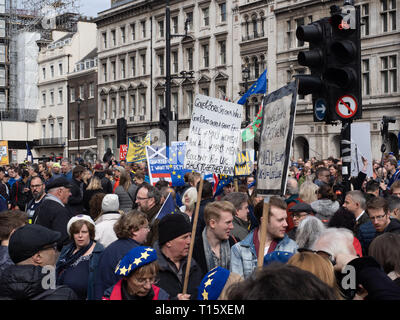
[296,17,331,123]
[159,107,169,135]
[117,118,127,147]
[326,5,362,122]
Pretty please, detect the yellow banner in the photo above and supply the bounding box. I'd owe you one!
[126,136,150,163]
[0,141,9,165]
[234,150,254,176]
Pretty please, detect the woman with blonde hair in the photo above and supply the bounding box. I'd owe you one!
[114,168,138,213]
[179,187,197,221]
[83,176,104,212]
[299,181,319,204]
[288,251,342,299]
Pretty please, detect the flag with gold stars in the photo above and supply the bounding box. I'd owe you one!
[153,192,179,221]
[197,267,231,300]
[115,246,157,277]
[237,68,267,105]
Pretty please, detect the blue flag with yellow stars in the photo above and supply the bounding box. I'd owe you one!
[154,193,178,221]
[213,175,234,198]
[238,68,267,105]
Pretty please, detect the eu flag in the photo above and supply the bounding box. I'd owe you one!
[154,193,178,221]
[238,68,267,105]
[213,175,234,198]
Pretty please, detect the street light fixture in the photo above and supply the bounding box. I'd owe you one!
[242,66,250,124]
[75,97,83,159]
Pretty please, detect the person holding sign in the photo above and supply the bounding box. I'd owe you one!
[230,197,298,279]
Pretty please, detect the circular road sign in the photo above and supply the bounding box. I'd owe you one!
[314,99,327,121]
[335,95,358,119]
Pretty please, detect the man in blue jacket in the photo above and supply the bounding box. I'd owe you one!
[230,196,298,279]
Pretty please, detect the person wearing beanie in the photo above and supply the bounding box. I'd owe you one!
[55,214,104,300]
[0,224,77,300]
[153,213,203,300]
[95,194,122,248]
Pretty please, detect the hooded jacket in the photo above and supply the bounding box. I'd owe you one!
[310,199,340,225]
[0,265,77,300]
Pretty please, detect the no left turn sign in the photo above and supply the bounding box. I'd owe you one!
[336,95,358,119]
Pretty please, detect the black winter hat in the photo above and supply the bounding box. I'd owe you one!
[46,177,73,192]
[8,224,61,264]
[158,214,192,246]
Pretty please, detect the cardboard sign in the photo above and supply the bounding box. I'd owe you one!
[351,122,373,177]
[119,144,128,161]
[0,141,9,165]
[184,94,243,175]
[256,81,297,196]
[234,150,255,176]
[126,136,150,163]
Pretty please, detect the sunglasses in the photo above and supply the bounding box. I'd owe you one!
[297,247,336,266]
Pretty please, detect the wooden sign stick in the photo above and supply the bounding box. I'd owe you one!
[257,197,270,269]
[182,176,204,295]
[234,177,239,192]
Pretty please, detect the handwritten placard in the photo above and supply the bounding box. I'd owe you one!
[257,81,297,196]
[184,94,243,175]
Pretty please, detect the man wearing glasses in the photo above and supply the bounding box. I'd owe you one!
[26,176,47,224]
[357,196,400,256]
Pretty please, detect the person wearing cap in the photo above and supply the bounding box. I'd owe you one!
[33,177,74,250]
[102,246,171,300]
[95,194,123,248]
[154,213,203,300]
[56,215,104,300]
[287,202,315,240]
[51,162,63,180]
[0,224,77,300]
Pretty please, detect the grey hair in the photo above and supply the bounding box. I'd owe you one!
[387,195,400,212]
[286,178,298,195]
[312,227,356,256]
[346,190,366,210]
[295,216,326,249]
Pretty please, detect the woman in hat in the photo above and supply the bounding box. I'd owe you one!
[102,246,171,300]
[56,214,104,300]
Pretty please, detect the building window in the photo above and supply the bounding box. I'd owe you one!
[111,29,116,46]
[172,51,178,74]
[50,90,54,105]
[102,100,108,120]
[296,17,305,47]
[102,63,107,82]
[120,26,126,43]
[111,98,116,119]
[42,92,46,106]
[111,61,116,80]
[120,58,126,79]
[140,93,146,116]
[141,54,146,75]
[58,63,63,75]
[218,85,226,100]
[79,85,84,99]
[202,7,209,26]
[120,96,126,117]
[186,90,193,115]
[89,117,94,137]
[131,23,136,40]
[172,92,178,118]
[58,88,63,103]
[157,93,164,112]
[70,120,75,140]
[158,20,164,38]
[130,94,136,116]
[381,0,396,32]
[80,120,85,139]
[219,40,226,65]
[202,44,209,68]
[50,65,54,77]
[89,83,94,98]
[42,124,46,138]
[172,16,178,34]
[70,88,75,102]
[286,20,292,49]
[58,121,63,138]
[131,56,136,77]
[158,53,164,75]
[186,12,193,31]
[186,48,193,70]
[202,87,209,96]
[362,59,370,95]
[102,32,107,48]
[42,67,46,80]
[381,55,397,93]
[361,4,370,36]
[220,3,227,22]
[141,20,146,38]
[252,16,258,38]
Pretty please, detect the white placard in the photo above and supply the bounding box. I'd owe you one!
[184,94,243,175]
[351,122,373,177]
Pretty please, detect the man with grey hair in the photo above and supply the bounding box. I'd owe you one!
[60,158,73,180]
[343,190,368,235]
[387,195,400,221]
[285,177,302,232]
[296,215,326,249]
[222,192,250,242]
[34,177,73,249]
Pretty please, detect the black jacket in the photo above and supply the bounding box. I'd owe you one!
[0,265,77,300]
[68,178,85,215]
[153,241,203,300]
[10,179,31,211]
[34,196,73,250]
[83,188,103,213]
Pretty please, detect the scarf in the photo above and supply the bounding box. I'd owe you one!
[202,227,230,271]
[56,240,94,279]
[253,228,278,257]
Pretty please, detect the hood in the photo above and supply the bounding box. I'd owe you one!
[0,265,47,300]
[385,218,400,233]
[311,199,340,218]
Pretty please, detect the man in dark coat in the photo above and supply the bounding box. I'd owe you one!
[0,224,77,300]
[154,214,202,300]
[33,177,74,250]
[67,165,86,215]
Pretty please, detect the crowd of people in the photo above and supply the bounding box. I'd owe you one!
[0,151,399,301]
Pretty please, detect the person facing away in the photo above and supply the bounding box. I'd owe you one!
[230,196,298,279]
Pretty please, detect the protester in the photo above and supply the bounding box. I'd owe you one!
[313,167,331,187]
[230,197,298,279]
[61,158,73,180]
[93,211,150,300]
[102,246,171,300]
[298,180,319,204]
[295,215,326,249]
[114,168,137,213]
[179,186,197,221]
[68,165,87,215]
[284,178,303,232]
[95,194,122,248]
[154,213,203,300]
[10,169,30,211]
[0,224,77,300]
[88,192,106,221]
[287,202,315,240]
[387,195,400,221]
[56,215,104,300]
[0,210,28,278]
[222,192,250,243]
[25,176,46,224]
[342,190,368,235]
[193,201,235,276]
[83,176,104,213]
[310,184,340,225]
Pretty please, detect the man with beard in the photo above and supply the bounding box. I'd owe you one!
[26,176,46,224]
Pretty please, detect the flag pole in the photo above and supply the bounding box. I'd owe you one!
[182,174,204,295]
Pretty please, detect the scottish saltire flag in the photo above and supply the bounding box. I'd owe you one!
[153,193,179,222]
[237,68,267,105]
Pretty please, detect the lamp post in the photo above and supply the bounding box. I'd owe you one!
[76,97,83,158]
[242,66,250,125]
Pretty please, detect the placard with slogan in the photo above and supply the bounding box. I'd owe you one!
[234,150,255,176]
[126,136,150,163]
[0,141,9,166]
[119,144,128,161]
[256,81,297,196]
[184,94,243,175]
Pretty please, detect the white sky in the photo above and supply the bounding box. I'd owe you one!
[79,0,111,18]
